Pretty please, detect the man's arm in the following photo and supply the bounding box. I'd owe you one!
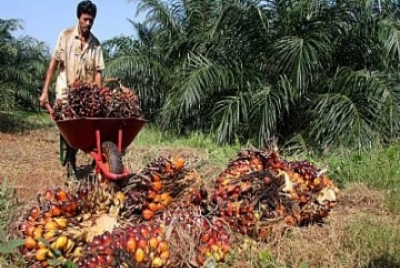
[94,44,105,89]
[39,32,63,106]
[95,71,102,89]
[39,59,59,106]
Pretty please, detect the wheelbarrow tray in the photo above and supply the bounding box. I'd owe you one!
[55,117,147,151]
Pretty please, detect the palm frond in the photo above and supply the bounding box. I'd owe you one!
[267,33,330,94]
[167,52,235,115]
[249,76,292,147]
[309,68,384,148]
[213,92,251,144]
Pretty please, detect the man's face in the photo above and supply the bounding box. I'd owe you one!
[78,13,94,35]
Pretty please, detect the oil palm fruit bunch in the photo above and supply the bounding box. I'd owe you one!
[13,179,127,267]
[99,86,142,118]
[52,99,75,121]
[52,80,142,120]
[280,161,339,225]
[211,169,290,238]
[119,155,201,222]
[262,146,339,225]
[77,223,170,268]
[209,147,339,239]
[153,207,233,267]
[52,81,102,120]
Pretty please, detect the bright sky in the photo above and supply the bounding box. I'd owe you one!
[0,0,146,51]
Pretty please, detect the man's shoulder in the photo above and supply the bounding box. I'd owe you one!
[58,26,76,39]
[89,33,102,47]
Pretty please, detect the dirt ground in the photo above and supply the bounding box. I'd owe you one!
[0,128,92,203]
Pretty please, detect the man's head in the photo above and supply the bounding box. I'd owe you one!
[77,1,97,36]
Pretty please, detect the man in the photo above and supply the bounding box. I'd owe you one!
[39,0,105,175]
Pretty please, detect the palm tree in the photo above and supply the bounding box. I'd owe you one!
[104,0,400,153]
[0,19,50,111]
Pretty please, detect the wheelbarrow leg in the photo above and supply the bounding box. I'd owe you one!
[66,147,78,172]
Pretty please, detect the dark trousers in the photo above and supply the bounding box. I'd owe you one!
[60,134,78,172]
[67,146,78,171]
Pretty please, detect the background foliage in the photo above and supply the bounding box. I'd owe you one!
[4,0,400,154]
[0,19,50,111]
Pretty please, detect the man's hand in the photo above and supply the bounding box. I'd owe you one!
[39,90,49,107]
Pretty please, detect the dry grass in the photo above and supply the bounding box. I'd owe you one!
[0,129,66,203]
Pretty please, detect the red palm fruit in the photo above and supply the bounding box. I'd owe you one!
[126,237,137,253]
[142,209,154,220]
[138,238,147,250]
[25,224,35,237]
[55,190,69,202]
[50,204,61,216]
[157,241,168,253]
[140,226,150,238]
[43,190,55,200]
[147,190,157,200]
[201,233,211,243]
[24,236,37,249]
[160,250,170,260]
[151,172,161,182]
[135,248,145,263]
[29,207,40,219]
[149,237,159,250]
[151,181,162,192]
[172,157,185,170]
[148,202,158,212]
[157,203,166,211]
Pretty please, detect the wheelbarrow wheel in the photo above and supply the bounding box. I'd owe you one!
[101,141,123,174]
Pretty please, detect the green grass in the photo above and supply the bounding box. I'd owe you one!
[344,215,400,267]
[324,144,400,213]
[133,125,245,165]
[0,110,53,133]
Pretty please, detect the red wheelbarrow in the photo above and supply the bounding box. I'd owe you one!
[44,103,147,181]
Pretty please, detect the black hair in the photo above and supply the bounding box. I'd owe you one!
[77,1,97,18]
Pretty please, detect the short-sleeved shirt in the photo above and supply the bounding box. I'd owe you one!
[52,24,105,100]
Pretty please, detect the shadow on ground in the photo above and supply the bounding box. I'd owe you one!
[362,255,400,268]
[0,111,52,134]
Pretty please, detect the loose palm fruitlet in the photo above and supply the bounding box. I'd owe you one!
[13,179,127,267]
[210,147,339,239]
[119,155,202,222]
[52,80,142,121]
[77,223,170,268]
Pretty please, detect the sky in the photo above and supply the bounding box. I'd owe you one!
[0,0,146,51]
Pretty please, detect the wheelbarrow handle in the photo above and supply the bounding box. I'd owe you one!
[44,102,54,114]
[37,87,54,118]
[104,77,120,83]
[41,102,55,121]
